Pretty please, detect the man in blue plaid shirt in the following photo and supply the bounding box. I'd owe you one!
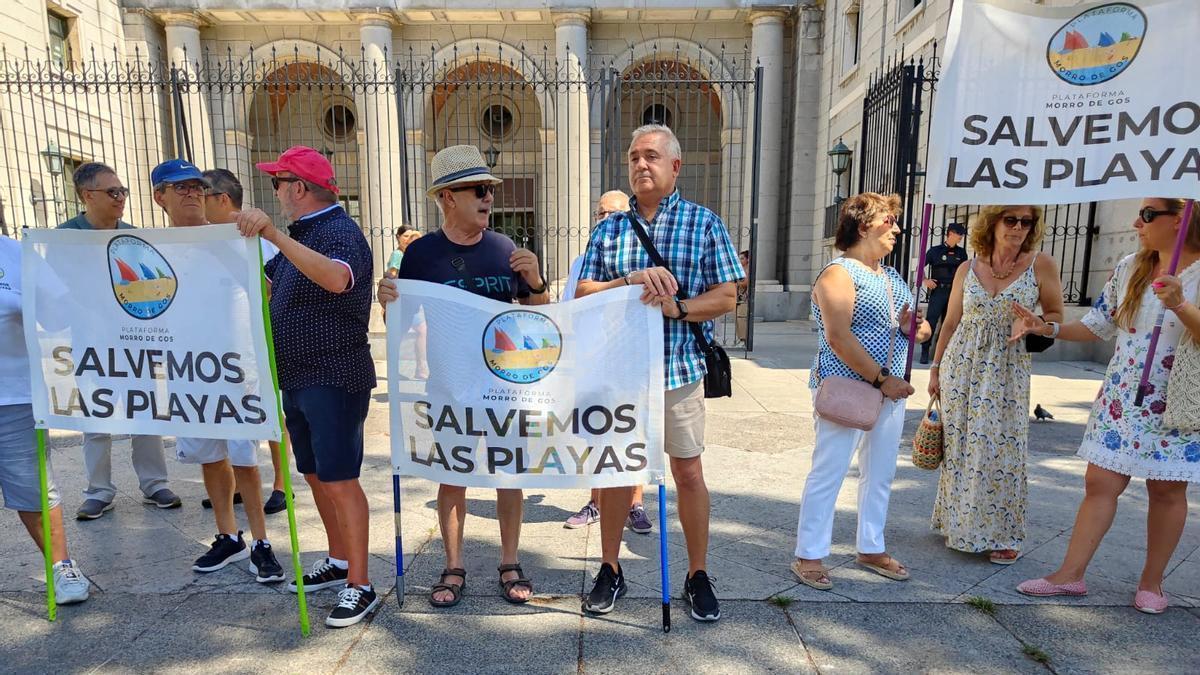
[576,124,744,621]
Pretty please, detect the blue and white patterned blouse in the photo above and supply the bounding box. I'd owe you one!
[579,190,745,390]
[809,257,913,389]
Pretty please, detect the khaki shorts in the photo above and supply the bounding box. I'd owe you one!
[664,380,706,459]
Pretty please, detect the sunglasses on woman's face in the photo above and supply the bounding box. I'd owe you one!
[450,183,496,199]
[1140,207,1174,224]
[1000,215,1036,229]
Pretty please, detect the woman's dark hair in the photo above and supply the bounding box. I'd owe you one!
[833,192,901,251]
[394,225,411,240]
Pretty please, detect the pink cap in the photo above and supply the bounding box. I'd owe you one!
[256,146,339,195]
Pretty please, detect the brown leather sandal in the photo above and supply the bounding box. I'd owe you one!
[429,567,466,608]
[498,563,534,604]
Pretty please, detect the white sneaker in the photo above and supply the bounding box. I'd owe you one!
[53,559,90,605]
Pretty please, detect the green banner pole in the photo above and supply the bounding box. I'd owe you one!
[36,428,56,622]
[258,240,309,636]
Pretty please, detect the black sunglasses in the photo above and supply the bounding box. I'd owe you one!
[271,176,303,191]
[84,187,130,200]
[450,183,496,198]
[1001,215,1036,229]
[1140,207,1174,224]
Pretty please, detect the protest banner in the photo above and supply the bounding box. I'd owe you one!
[387,281,666,490]
[927,0,1200,206]
[22,226,308,633]
[21,225,281,440]
[386,281,671,628]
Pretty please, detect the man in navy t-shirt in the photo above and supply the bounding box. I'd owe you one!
[378,145,547,609]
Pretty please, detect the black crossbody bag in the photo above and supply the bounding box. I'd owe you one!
[627,215,733,399]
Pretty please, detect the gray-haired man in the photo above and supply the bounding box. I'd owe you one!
[58,162,180,519]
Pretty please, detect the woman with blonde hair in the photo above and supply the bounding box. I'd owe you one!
[927,205,1063,564]
[1014,198,1200,614]
[793,192,930,590]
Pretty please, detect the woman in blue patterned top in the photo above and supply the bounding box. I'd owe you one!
[793,193,930,591]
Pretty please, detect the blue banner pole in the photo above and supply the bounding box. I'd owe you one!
[393,473,405,606]
[658,482,671,633]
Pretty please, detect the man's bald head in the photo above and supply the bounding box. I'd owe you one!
[595,190,630,223]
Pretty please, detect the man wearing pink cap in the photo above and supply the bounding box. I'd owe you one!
[236,145,378,628]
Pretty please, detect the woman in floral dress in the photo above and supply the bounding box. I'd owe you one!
[928,206,1063,564]
[1015,197,1200,614]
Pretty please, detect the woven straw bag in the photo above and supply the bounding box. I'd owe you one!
[911,397,944,470]
[1163,336,1200,432]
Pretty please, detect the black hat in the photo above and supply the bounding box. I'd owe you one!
[947,222,967,235]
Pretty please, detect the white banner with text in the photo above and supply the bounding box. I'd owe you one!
[22,225,281,440]
[387,282,666,489]
[927,0,1200,205]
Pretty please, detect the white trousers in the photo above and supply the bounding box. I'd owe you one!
[795,399,906,560]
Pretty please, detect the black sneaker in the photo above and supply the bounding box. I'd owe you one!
[326,585,380,628]
[201,493,243,510]
[582,563,626,615]
[683,570,721,621]
[193,532,249,573]
[288,557,349,593]
[263,490,288,515]
[250,541,285,584]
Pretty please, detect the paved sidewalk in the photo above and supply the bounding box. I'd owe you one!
[2,321,1198,673]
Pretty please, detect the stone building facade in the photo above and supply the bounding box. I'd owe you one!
[0,0,1145,339]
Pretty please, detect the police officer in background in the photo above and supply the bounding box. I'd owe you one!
[919,222,968,364]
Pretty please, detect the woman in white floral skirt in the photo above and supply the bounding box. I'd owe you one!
[928,206,1064,564]
[1013,197,1200,614]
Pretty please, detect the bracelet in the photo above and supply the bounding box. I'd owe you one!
[930,361,940,369]
[623,272,631,286]
[528,279,548,294]
[1045,321,1060,339]
[1167,300,1189,312]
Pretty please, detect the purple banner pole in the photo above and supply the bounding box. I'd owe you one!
[904,202,935,381]
[1135,199,1195,406]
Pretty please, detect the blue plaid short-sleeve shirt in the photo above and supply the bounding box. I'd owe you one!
[579,190,745,390]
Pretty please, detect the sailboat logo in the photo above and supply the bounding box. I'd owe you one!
[1046,3,1146,86]
[482,310,563,384]
[107,235,177,320]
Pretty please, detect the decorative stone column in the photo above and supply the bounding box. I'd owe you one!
[161,11,214,170]
[552,10,590,288]
[358,11,403,274]
[748,9,788,288]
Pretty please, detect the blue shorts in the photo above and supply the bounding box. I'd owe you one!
[0,404,61,511]
[282,386,370,482]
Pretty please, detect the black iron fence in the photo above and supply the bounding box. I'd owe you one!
[0,42,760,347]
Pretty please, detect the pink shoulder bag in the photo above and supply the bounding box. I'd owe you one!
[812,267,898,431]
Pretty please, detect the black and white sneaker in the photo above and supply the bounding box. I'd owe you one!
[582,563,626,615]
[683,570,721,621]
[193,532,249,573]
[288,557,349,593]
[326,585,379,628]
[249,541,285,584]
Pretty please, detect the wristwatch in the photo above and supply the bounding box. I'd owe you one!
[528,279,548,294]
[675,299,689,319]
[872,367,890,389]
[1045,321,1060,339]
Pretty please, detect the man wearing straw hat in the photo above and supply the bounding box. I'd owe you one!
[236,146,378,628]
[377,144,548,607]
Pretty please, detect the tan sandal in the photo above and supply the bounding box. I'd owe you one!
[791,559,833,590]
[856,553,910,581]
[989,549,1020,565]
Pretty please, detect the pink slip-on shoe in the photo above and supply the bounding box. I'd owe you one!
[1133,589,1169,614]
[1016,577,1088,597]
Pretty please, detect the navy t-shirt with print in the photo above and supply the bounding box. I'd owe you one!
[265,205,376,393]
[397,229,530,302]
